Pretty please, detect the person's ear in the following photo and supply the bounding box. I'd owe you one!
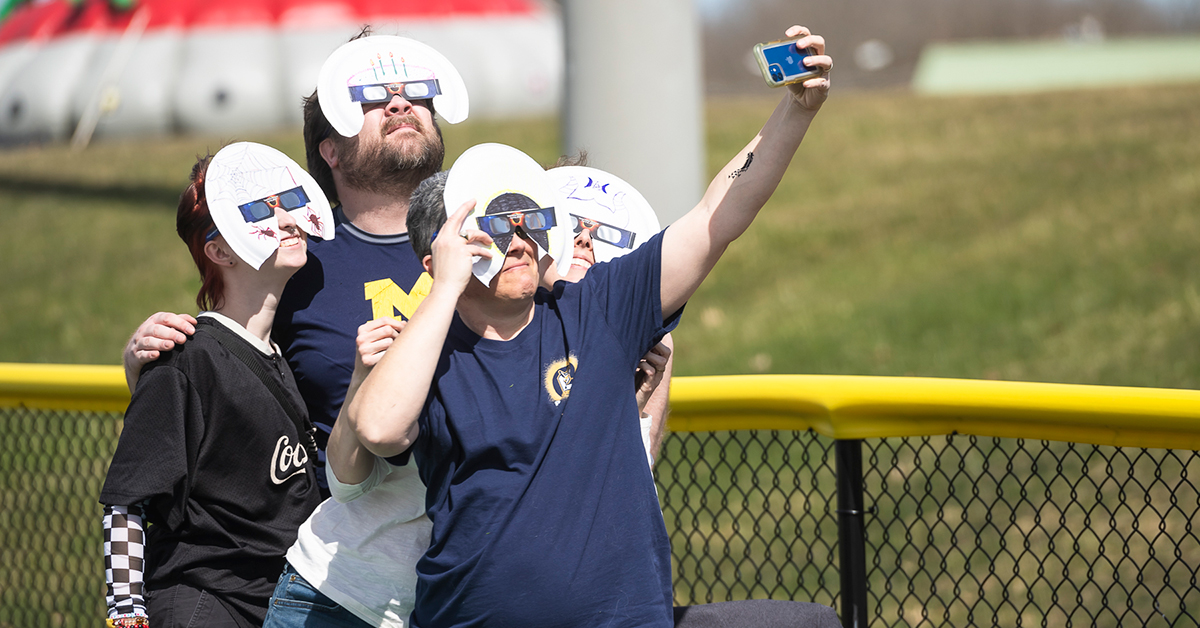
[422,254,434,275]
[204,240,238,267]
[319,137,339,170]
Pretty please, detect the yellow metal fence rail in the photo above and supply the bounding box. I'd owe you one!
[6,364,1200,443]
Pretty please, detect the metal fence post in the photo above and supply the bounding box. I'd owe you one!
[836,439,870,628]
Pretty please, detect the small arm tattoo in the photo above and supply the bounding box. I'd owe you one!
[729,152,754,179]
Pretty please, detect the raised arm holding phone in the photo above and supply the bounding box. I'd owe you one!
[343,24,832,628]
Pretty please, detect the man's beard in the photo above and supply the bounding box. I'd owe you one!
[337,114,445,197]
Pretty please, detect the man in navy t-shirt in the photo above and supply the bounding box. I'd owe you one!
[414,230,678,627]
[339,24,832,628]
[122,35,452,492]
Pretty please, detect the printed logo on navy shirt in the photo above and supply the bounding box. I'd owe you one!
[270,435,309,484]
[543,355,579,406]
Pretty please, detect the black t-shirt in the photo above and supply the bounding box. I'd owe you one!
[100,316,322,627]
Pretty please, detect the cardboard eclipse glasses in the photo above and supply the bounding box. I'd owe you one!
[571,213,636,249]
[465,209,636,249]
[207,185,312,241]
[349,79,441,105]
[476,207,557,237]
[239,186,311,222]
[431,207,558,245]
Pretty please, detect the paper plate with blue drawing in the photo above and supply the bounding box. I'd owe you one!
[205,142,335,270]
[443,143,573,286]
[548,166,661,265]
[318,35,469,138]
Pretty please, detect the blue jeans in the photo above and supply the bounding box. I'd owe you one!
[147,582,243,628]
[262,562,371,628]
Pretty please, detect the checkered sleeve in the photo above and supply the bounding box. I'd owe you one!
[103,504,148,620]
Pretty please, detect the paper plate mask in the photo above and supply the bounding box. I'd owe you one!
[318,35,469,138]
[443,143,573,286]
[547,166,661,264]
[206,142,335,270]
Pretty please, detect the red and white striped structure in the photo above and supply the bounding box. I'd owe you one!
[0,0,561,143]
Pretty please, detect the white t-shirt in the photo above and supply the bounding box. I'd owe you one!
[285,457,430,628]
[640,413,655,467]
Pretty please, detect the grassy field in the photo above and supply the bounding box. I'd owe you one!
[1,83,1198,389]
[3,84,1199,626]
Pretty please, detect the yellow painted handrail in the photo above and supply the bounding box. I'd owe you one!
[670,375,1200,450]
[3,364,1200,449]
[0,363,129,412]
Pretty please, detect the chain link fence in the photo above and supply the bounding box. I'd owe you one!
[4,406,1200,628]
[862,435,1200,627]
[658,429,841,607]
[656,430,1200,627]
[0,406,121,628]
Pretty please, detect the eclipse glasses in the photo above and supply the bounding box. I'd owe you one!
[207,185,312,241]
[349,79,441,104]
[238,186,311,223]
[570,214,636,249]
[476,207,557,238]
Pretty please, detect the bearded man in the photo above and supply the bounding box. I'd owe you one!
[124,35,460,494]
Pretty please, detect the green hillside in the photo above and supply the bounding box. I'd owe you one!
[1,83,1198,388]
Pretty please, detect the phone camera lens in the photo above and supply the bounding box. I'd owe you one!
[769,64,784,82]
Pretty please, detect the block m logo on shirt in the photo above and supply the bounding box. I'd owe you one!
[364,273,433,320]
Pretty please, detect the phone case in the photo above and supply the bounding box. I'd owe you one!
[753,36,820,88]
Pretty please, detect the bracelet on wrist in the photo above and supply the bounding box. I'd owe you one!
[106,613,149,628]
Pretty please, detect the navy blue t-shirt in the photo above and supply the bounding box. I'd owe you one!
[412,231,679,628]
[275,208,430,480]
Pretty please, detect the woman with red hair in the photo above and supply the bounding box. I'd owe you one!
[99,143,330,628]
